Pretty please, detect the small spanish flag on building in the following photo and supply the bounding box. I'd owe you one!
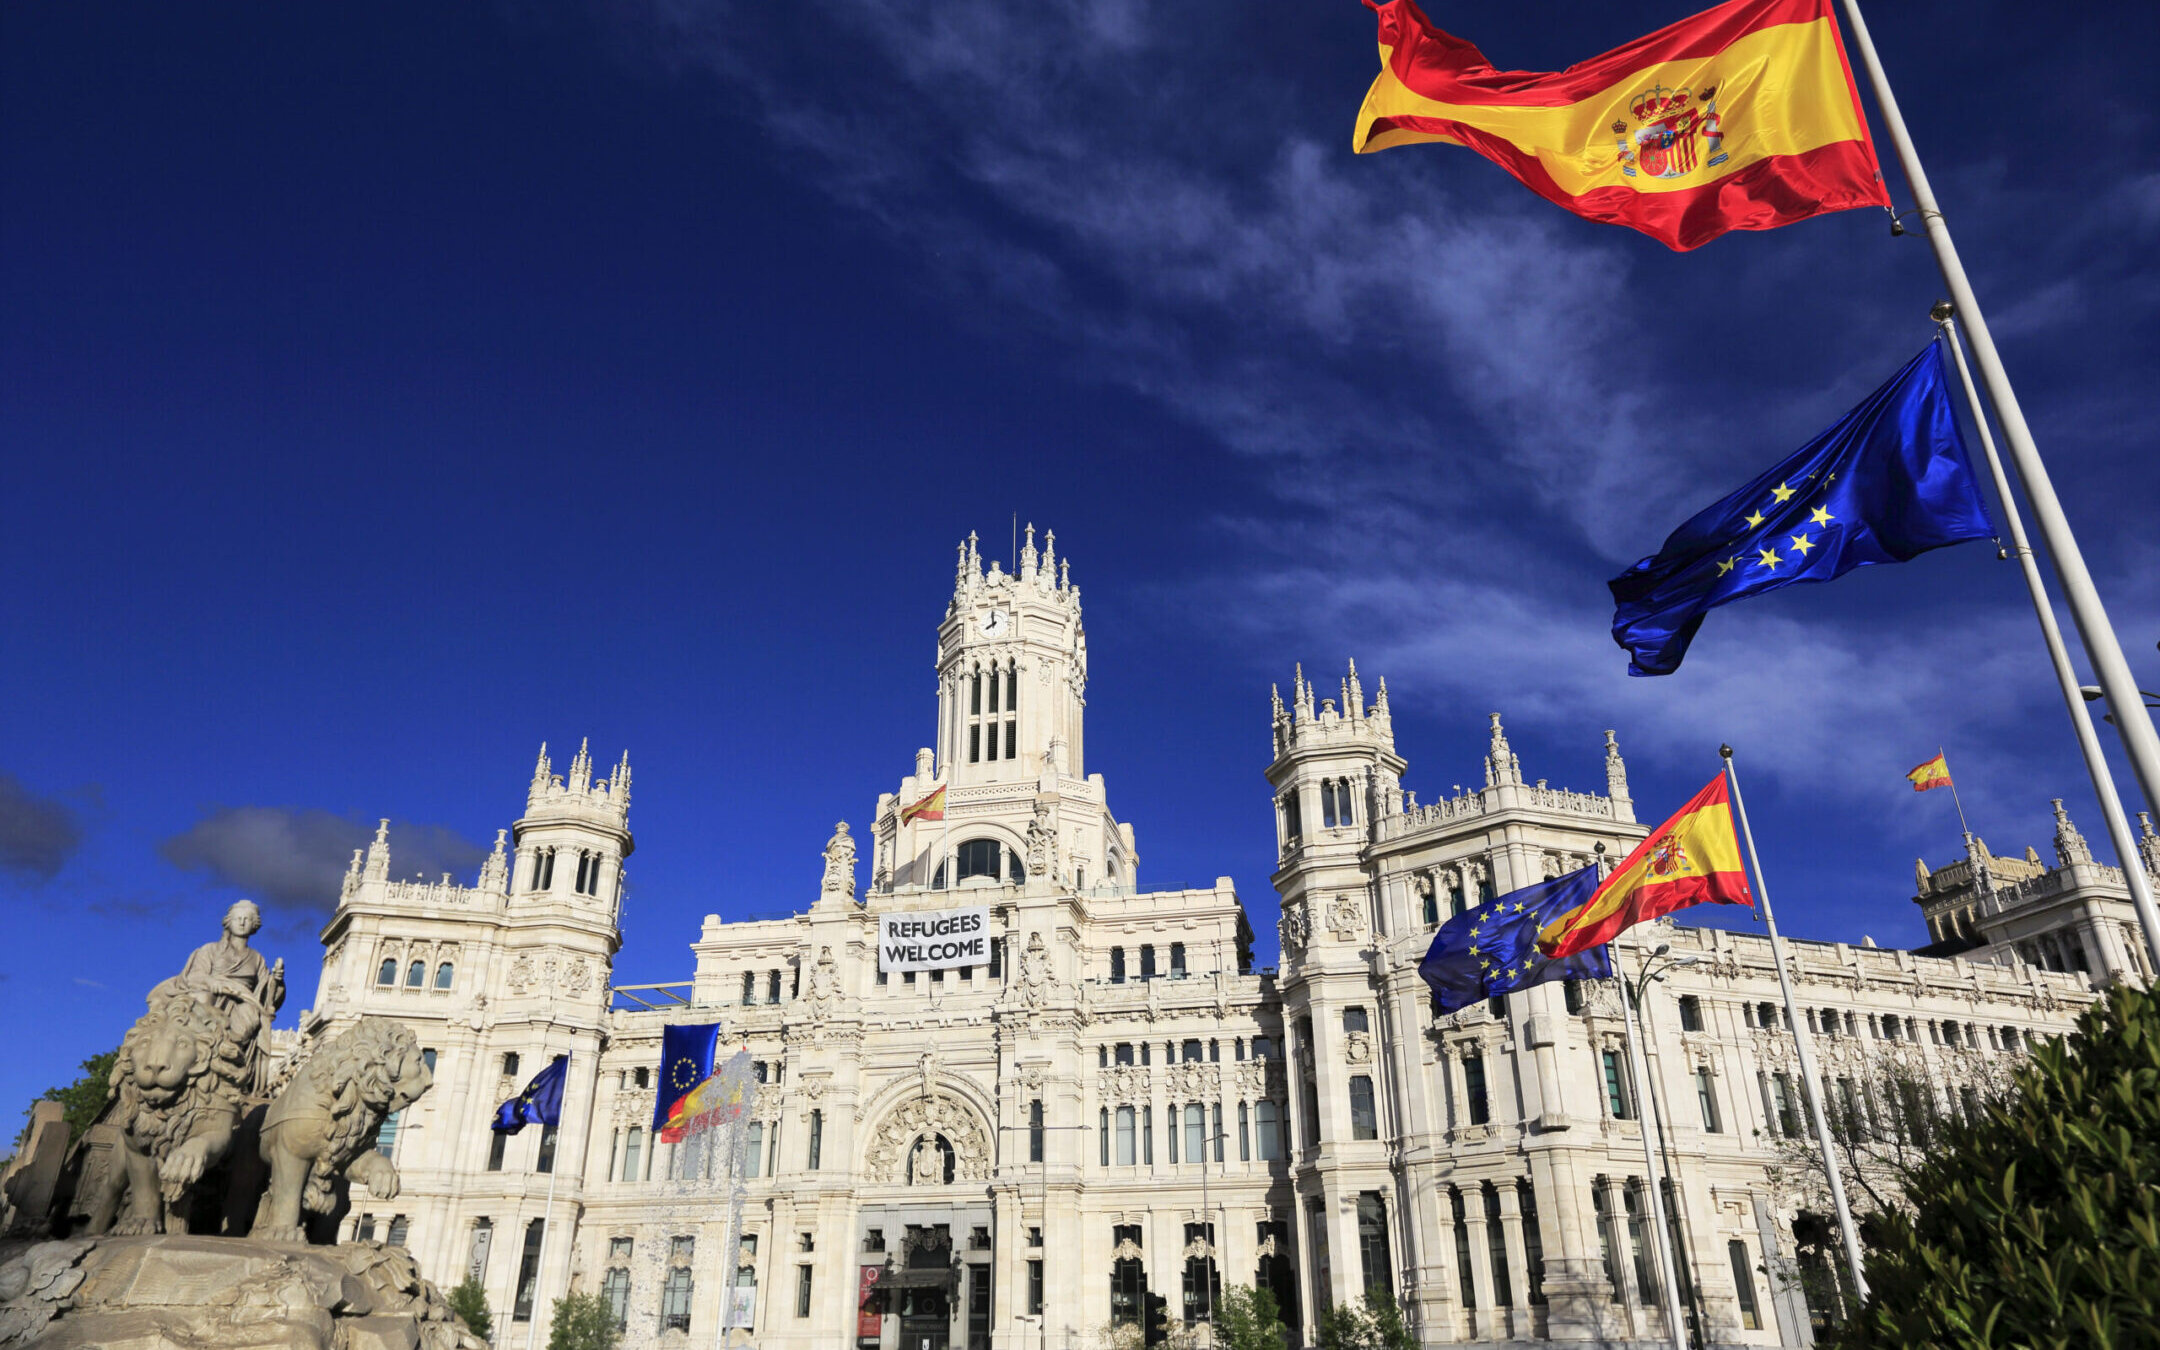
[1537,775,1755,958]
[900,784,946,824]
[1906,752,1952,792]
[1352,0,1890,250]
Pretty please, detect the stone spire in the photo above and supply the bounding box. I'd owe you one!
[611,750,632,809]
[1914,857,1932,896]
[568,738,593,794]
[363,819,391,882]
[1484,713,1522,788]
[1963,831,1995,897]
[531,742,553,793]
[1020,522,1039,581]
[1346,659,1365,718]
[1270,682,1285,720]
[479,829,510,892]
[1374,677,1390,717]
[1603,729,1631,803]
[1042,529,1057,585]
[2052,798,2093,867]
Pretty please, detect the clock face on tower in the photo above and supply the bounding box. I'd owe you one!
[979,609,1009,638]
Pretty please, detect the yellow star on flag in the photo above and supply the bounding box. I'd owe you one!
[1511,902,1525,913]
[1757,547,1782,569]
[1744,511,1766,528]
[1810,505,1835,526]
[1715,555,1739,576]
[1789,533,1815,556]
[1771,482,1796,502]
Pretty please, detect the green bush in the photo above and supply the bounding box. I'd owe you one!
[1212,1285,1290,1350]
[1312,1291,1414,1350]
[447,1276,492,1341]
[545,1290,620,1350]
[1838,983,2160,1349]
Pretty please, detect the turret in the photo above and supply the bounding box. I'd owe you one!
[1266,659,1405,862]
[936,527,1087,787]
[513,738,634,917]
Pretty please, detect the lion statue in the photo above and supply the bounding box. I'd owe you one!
[98,991,253,1235]
[252,1017,433,1243]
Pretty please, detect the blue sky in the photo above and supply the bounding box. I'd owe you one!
[4,0,2156,1123]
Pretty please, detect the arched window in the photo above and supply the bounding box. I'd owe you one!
[1320,780,1338,829]
[406,960,426,988]
[956,838,1001,882]
[574,849,602,897]
[434,962,454,990]
[601,1267,631,1331]
[531,846,555,893]
[1336,779,1355,826]
[386,1214,409,1248]
[377,959,397,986]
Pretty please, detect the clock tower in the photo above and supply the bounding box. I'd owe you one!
[935,526,1087,787]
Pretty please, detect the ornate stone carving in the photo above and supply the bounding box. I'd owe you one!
[1344,1031,1373,1065]
[864,1093,991,1186]
[505,954,535,993]
[806,946,840,1016]
[822,821,858,900]
[1098,1066,1150,1102]
[253,1018,434,1243]
[1278,899,1311,957]
[1326,895,1366,943]
[98,993,253,1235]
[1020,933,1053,1007]
[561,958,591,994]
[153,900,285,1098]
[1170,1062,1219,1099]
[1024,803,1058,880]
[1112,1237,1143,1263]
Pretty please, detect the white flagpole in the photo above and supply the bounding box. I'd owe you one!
[525,1054,564,1350]
[1838,0,2160,824]
[1936,312,2160,971]
[1720,748,1870,1304]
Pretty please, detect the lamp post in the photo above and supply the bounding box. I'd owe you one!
[1197,1130,1231,1343]
[1624,944,1705,1350]
[999,1121,1091,1350]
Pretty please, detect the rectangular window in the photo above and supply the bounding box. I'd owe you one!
[1773,1073,1800,1137]
[1167,1109,1179,1164]
[1603,1050,1631,1119]
[1029,1099,1044,1162]
[807,1109,823,1170]
[1185,1104,1205,1163]
[1238,1102,1251,1160]
[1484,1186,1512,1307]
[746,1122,764,1179]
[969,724,980,763]
[1463,1054,1490,1126]
[1450,1188,1476,1310]
[487,1130,507,1172]
[621,1127,643,1181]
[1256,1101,1282,1160]
[1592,1180,1621,1303]
[1005,720,1016,759]
[1116,1107,1136,1166]
[1212,1103,1224,1162]
[375,1109,401,1159]
[1624,1181,1659,1307]
[1110,947,1125,984]
[1357,1192,1393,1298]
[661,1266,693,1333]
[1343,1006,1370,1035]
[1520,1180,1546,1307]
[1142,1106,1154,1164]
[796,1265,813,1317]
[1349,1075,1378,1140]
[1028,1259,1044,1315]
[1678,995,1703,1031]
[1696,1068,1720,1132]
[1182,1038,1203,1063]
[535,1125,556,1174]
[1140,945,1157,980]
[513,1219,546,1322]
[1729,1240,1762,1330]
[1170,942,1186,976]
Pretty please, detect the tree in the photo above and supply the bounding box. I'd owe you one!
[1212,1285,1290,1350]
[1834,984,2160,1349]
[447,1276,493,1341]
[13,1050,117,1153]
[1312,1292,1415,1350]
[545,1291,620,1350]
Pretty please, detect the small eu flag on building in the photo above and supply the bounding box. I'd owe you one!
[1609,341,1994,676]
[492,1054,568,1133]
[1420,866,1615,1015]
[652,1023,722,1133]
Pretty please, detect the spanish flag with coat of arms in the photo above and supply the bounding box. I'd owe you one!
[1352,0,1890,250]
[1537,775,1755,958]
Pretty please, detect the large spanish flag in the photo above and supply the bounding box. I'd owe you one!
[1906,752,1952,792]
[1352,0,1890,251]
[900,784,947,825]
[1538,775,1754,957]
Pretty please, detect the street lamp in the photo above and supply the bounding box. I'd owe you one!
[1197,1130,1231,1342]
[1625,944,1706,1350]
[1613,941,1700,1350]
[998,1121,1091,1350]
[2079,684,2160,726]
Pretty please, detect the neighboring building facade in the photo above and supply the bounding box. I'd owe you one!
[299,531,2138,1349]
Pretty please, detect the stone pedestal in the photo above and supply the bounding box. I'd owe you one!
[0,1235,486,1350]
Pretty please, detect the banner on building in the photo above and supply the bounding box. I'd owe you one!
[727,1284,756,1329]
[878,906,990,973]
[857,1265,883,1340]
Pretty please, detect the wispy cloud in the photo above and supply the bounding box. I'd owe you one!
[0,772,83,883]
[161,808,486,918]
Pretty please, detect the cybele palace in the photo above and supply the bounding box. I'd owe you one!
[295,530,2154,1349]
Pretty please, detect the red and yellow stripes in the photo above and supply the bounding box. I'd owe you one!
[1538,775,1754,958]
[1353,0,1889,250]
[901,784,947,824]
[1906,752,1952,792]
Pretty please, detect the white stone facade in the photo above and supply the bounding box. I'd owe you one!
[300,532,2137,1349]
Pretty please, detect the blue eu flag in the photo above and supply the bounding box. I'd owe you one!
[1420,866,1615,1015]
[1610,341,1994,676]
[492,1054,568,1133]
[652,1023,721,1132]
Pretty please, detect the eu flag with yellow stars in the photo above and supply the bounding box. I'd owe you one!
[652,1023,721,1132]
[1610,341,1994,676]
[492,1054,568,1133]
[1420,865,1614,1015]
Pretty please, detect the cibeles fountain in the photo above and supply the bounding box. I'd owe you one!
[0,903,485,1349]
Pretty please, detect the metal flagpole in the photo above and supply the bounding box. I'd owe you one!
[1936,747,1972,839]
[1720,747,1870,1303]
[1618,969,1690,1350]
[1936,311,2160,971]
[1839,0,2160,824]
[525,1052,564,1350]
